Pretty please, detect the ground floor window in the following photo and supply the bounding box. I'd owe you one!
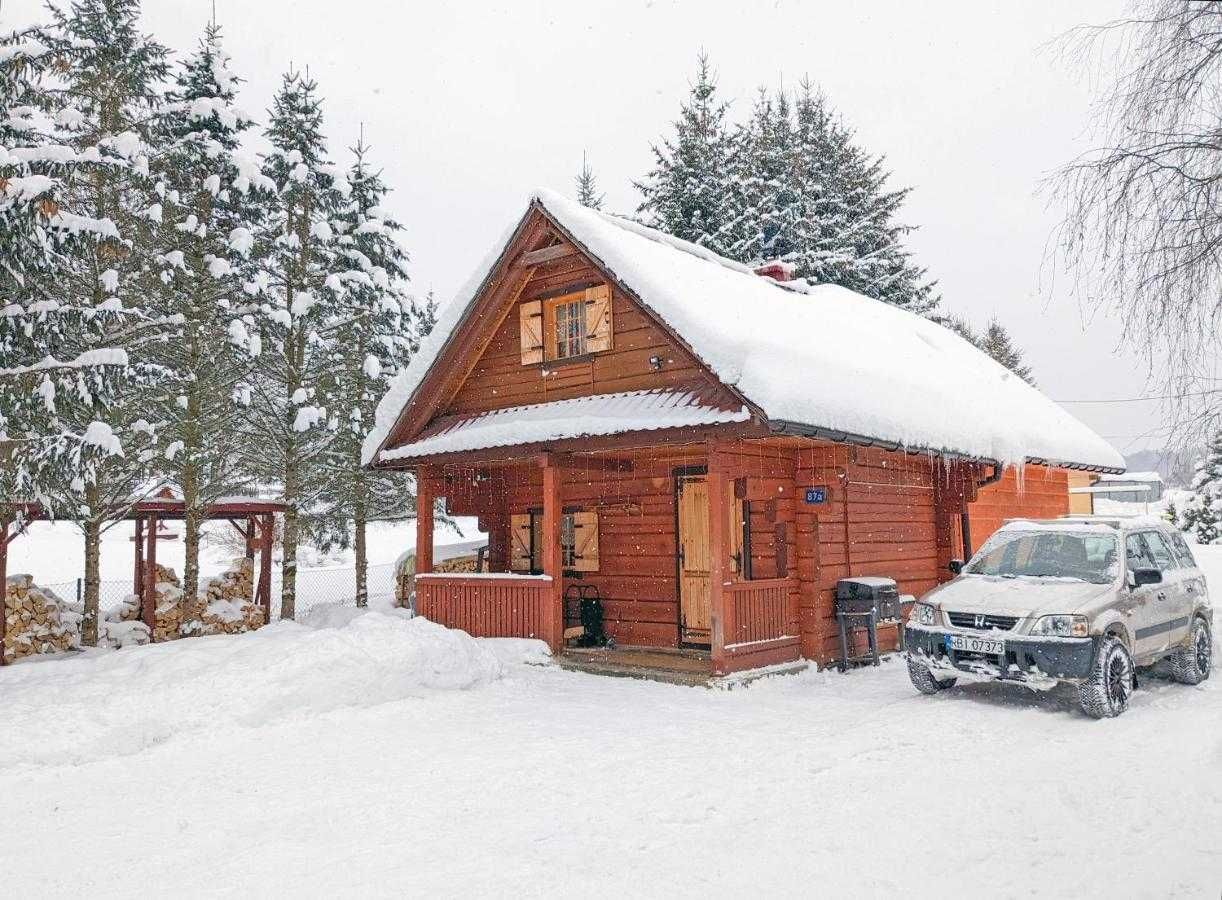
[510,510,599,573]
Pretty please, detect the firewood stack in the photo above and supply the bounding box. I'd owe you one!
[196,558,263,635]
[3,574,82,660]
[108,560,262,642]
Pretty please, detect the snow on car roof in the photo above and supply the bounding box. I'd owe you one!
[364,190,1125,472]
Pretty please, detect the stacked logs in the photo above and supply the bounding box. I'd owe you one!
[3,574,82,660]
[107,558,263,644]
[195,558,263,635]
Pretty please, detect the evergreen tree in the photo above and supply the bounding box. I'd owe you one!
[1178,433,1222,544]
[315,137,432,606]
[731,88,804,265]
[936,314,1036,384]
[142,24,267,625]
[575,150,603,210]
[245,71,349,620]
[979,318,1035,385]
[0,0,171,644]
[635,54,739,256]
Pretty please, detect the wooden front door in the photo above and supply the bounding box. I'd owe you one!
[677,474,711,645]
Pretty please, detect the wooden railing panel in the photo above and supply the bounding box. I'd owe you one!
[415,575,552,640]
[724,577,798,646]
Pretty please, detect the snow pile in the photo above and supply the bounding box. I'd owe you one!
[3,575,81,660]
[365,190,1124,472]
[0,611,505,769]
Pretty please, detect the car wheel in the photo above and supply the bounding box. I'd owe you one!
[907,658,955,695]
[1169,618,1212,685]
[1078,636,1134,719]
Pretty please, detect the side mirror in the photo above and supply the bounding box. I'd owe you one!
[948,559,964,575]
[1132,568,1162,587]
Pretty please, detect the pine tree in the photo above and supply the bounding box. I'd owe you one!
[0,0,171,644]
[315,136,431,607]
[141,23,267,625]
[575,150,604,210]
[245,71,349,620]
[936,314,1036,384]
[635,53,739,256]
[979,319,1035,385]
[731,89,804,266]
[1178,433,1222,544]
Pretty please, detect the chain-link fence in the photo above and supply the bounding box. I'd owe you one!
[36,561,401,621]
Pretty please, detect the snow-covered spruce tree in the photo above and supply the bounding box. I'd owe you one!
[575,150,604,210]
[141,24,267,625]
[934,314,1036,383]
[244,71,349,620]
[1178,432,1222,544]
[635,53,740,256]
[0,2,172,645]
[979,318,1034,385]
[730,88,803,267]
[717,80,938,315]
[313,138,431,606]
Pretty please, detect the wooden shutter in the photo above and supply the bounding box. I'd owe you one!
[570,510,600,572]
[519,300,543,365]
[728,495,746,580]
[510,514,532,571]
[583,284,613,353]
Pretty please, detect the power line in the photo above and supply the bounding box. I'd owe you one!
[1055,389,1219,404]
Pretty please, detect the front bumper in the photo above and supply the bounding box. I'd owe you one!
[905,624,1097,685]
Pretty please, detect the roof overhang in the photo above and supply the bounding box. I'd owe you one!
[767,419,1126,475]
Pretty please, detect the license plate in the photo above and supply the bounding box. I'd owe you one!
[947,634,1005,655]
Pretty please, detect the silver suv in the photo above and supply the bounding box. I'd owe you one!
[904,517,1212,718]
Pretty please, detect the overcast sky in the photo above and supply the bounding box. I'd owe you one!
[8,0,1172,456]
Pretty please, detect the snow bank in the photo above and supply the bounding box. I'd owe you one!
[365,190,1124,472]
[0,611,503,770]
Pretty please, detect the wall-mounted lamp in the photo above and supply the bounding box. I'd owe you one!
[649,355,664,371]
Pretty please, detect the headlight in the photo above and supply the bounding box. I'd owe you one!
[1031,615,1089,638]
[912,603,938,626]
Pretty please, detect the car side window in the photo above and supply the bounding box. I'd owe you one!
[1125,533,1155,570]
[1142,531,1177,570]
[1167,531,1197,569]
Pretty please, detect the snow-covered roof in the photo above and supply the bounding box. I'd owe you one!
[365,190,1124,472]
[381,389,750,461]
[1097,471,1162,484]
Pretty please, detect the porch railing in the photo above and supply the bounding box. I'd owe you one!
[414,574,553,641]
[724,577,799,646]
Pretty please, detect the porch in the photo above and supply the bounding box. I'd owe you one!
[411,440,805,676]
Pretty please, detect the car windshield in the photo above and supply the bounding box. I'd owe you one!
[962,530,1119,584]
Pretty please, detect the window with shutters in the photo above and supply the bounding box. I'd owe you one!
[550,297,586,360]
[509,509,599,573]
[519,283,612,365]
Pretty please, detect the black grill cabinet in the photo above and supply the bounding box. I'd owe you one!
[834,576,900,670]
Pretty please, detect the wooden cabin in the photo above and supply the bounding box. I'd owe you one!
[364,190,1124,676]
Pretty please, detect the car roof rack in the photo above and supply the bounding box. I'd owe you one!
[1001,516,1131,530]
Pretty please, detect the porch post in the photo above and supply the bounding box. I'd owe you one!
[707,445,731,675]
[540,454,564,652]
[260,516,274,621]
[133,516,144,603]
[415,466,435,576]
[142,513,158,635]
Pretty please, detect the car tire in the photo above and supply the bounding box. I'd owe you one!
[908,658,955,695]
[1169,617,1212,685]
[1078,636,1134,719]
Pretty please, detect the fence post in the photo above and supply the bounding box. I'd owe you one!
[76,578,82,605]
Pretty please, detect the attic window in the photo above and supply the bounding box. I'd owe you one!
[519,283,613,365]
[549,295,587,360]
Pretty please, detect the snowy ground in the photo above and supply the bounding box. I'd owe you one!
[0,552,1218,896]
